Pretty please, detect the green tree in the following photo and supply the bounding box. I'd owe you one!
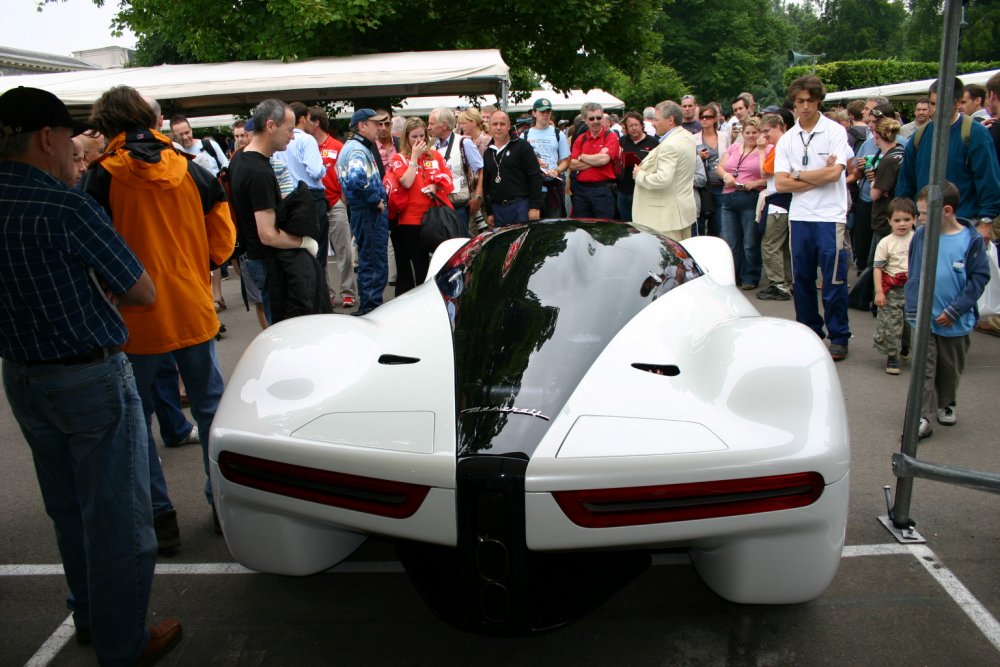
[811,0,908,61]
[655,0,792,109]
[46,0,664,105]
[904,0,1000,63]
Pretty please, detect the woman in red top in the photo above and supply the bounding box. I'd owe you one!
[387,117,454,295]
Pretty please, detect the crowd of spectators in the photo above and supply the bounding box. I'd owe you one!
[2,68,1000,664]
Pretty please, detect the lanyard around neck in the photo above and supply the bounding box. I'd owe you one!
[799,131,816,166]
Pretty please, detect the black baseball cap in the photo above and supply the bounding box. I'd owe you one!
[0,87,91,137]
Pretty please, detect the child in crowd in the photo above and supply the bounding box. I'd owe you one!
[873,197,917,374]
[905,183,991,439]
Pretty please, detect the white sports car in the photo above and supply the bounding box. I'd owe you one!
[209,220,849,633]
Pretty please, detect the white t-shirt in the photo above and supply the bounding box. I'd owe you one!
[773,113,851,222]
[174,138,229,176]
[874,231,914,277]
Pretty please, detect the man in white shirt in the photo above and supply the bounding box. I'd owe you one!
[775,75,853,361]
[169,115,228,176]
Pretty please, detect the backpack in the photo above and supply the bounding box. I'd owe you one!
[911,114,974,168]
[201,138,226,172]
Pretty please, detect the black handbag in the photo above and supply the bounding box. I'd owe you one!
[418,197,466,254]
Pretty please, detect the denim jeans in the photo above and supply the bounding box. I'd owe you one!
[130,338,225,509]
[617,191,634,223]
[720,190,763,287]
[3,354,155,665]
[151,353,192,447]
[240,256,272,324]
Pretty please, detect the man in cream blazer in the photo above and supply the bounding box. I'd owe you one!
[632,100,698,241]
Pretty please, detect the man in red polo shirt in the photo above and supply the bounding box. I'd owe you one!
[570,102,620,219]
[307,106,357,308]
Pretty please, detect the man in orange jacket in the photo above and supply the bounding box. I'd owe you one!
[85,85,236,544]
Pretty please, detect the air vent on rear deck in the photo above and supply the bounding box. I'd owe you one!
[378,354,421,365]
[631,363,680,376]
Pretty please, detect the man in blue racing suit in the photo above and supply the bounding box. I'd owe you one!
[337,108,389,315]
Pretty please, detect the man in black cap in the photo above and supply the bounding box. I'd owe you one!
[0,87,181,664]
[336,108,389,315]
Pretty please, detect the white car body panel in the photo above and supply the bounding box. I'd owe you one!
[209,224,849,613]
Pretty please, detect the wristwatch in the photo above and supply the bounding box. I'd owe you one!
[792,170,801,180]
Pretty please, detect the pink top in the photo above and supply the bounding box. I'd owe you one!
[721,143,769,194]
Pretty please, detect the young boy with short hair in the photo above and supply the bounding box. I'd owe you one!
[873,197,917,374]
[905,182,991,439]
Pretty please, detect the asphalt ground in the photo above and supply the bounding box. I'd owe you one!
[3,267,1000,667]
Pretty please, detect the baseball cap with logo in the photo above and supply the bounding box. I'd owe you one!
[350,108,378,127]
[0,87,91,137]
[532,98,553,112]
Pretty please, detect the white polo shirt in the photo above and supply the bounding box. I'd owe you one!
[774,113,851,222]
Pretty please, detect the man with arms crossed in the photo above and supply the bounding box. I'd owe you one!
[775,74,853,361]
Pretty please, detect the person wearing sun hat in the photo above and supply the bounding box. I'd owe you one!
[0,86,182,665]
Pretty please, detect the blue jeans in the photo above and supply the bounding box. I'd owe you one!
[571,183,616,219]
[3,354,155,666]
[240,256,272,324]
[492,198,530,227]
[350,207,389,314]
[617,191,634,223]
[130,338,225,509]
[790,220,851,345]
[720,190,763,287]
[151,354,192,447]
[709,187,724,237]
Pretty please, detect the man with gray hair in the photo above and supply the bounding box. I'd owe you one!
[229,99,311,328]
[632,100,698,240]
[429,106,483,231]
[643,106,656,136]
[570,101,620,219]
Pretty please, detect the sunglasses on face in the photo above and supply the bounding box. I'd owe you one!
[587,116,602,121]
[700,115,716,120]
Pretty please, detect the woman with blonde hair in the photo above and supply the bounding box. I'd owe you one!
[717,117,769,289]
[866,116,905,263]
[385,116,454,294]
[458,107,490,156]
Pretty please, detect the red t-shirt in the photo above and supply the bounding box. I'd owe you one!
[318,134,344,207]
[571,130,621,183]
[387,150,455,226]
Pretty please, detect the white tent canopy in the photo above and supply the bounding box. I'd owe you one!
[825,69,999,102]
[0,50,509,117]
[391,88,625,116]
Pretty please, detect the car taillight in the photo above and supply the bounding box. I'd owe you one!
[552,472,824,528]
[218,451,430,519]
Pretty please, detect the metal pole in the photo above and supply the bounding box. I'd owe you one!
[889,0,965,530]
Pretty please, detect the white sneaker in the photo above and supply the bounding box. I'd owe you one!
[937,405,957,426]
[918,417,933,440]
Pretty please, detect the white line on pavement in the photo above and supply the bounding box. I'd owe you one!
[18,542,1000,666]
[909,544,1000,653]
[23,614,74,667]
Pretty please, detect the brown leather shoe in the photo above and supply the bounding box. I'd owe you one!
[135,619,182,666]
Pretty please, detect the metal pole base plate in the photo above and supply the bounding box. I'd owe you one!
[878,515,926,544]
